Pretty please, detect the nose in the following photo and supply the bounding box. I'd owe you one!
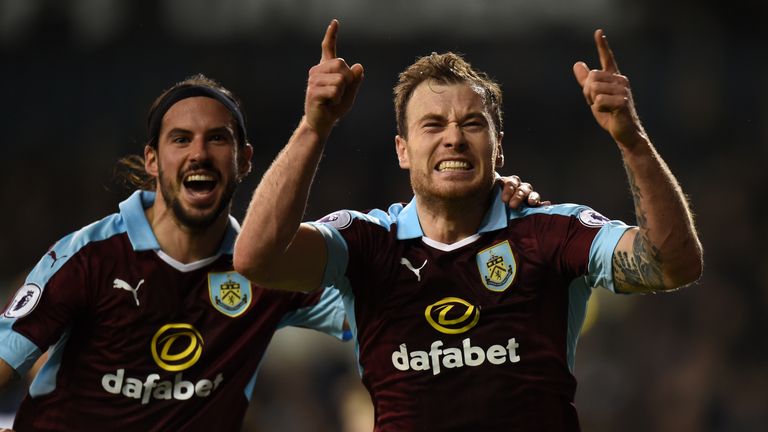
[189,136,209,163]
[442,123,467,150]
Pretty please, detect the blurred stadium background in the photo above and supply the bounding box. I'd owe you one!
[1,0,766,430]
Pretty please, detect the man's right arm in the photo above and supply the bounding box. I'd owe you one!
[233,20,363,292]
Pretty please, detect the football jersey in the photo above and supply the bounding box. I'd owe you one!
[0,191,346,432]
[310,187,631,432]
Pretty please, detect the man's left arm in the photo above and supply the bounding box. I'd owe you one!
[573,29,703,293]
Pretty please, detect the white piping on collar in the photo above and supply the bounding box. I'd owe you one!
[421,234,482,252]
[155,250,222,272]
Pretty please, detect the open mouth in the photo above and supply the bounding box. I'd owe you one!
[435,160,473,172]
[183,173,218,195]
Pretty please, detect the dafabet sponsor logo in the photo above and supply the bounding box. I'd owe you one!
[101,323,223,404]
[392,297,520,376]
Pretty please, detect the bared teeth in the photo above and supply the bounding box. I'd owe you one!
[185,174,215,182]
[437,161,470,172]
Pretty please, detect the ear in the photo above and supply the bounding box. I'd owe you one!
[238,143,254,181]
[494,131,504,168]
[395,135,410,169]
[144,145,159,176]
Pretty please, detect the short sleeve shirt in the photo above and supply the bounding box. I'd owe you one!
[0,191,346,431]
[310,187,630,431]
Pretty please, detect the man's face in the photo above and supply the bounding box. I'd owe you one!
[145,96,252,231]
[396,81,503,202]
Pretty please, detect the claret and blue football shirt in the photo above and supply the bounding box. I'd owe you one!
[0,190,346,431]
[310,186,631,431]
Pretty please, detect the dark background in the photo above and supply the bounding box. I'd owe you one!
[1,1,766,430]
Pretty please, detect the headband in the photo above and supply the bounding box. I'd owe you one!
[147,85,248,147]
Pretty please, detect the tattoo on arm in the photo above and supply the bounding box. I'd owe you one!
[613,163,665,292]
[613,232,664,292]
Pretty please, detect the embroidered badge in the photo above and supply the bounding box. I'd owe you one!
[317,210,353,230]
[208,272,252,317]
[4,284,42,318]
[578,209,610,227]
[476,240,517,292]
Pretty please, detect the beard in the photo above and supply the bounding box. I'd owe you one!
[409,168,494,204]
[158,163,237,232]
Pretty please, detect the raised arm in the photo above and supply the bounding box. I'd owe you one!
[233,20,363,292]
[573,29,702,293]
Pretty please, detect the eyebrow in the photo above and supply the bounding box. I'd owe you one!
[415,112,488,125]
[166,128,193,136]
[462,112,489,122]
[165,126,234,137]
[205,127,235,136]
[416,114,446,124]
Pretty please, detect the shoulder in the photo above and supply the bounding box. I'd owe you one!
[4,211,128,320]
[509,203,607,223]
[313,203,404,232]
[26,211,128,287]
[52,211,127,261]
[508,203,627,229]
[505,204,630,248]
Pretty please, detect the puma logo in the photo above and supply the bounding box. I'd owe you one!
[48,251,67,268]
[113,278,144,306]
[400,258,427,282]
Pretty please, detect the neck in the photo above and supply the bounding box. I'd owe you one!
[415,188,494,244]
[145,199,230,264]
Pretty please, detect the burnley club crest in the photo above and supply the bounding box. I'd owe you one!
[208,271,252,317]
[476,240,517,292]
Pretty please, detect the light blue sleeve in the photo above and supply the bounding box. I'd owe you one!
[278,287,350,341]
[306,221,351,290]
[587,221,632,293]
[1,211,126,376]
[0,321,43,375]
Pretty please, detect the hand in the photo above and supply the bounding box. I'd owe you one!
[304,19,364,138]
[498,175,549,209]
[572,29,647,148]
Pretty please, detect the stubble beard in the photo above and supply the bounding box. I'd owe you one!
[410,169,494,208]
[158,167,237,233]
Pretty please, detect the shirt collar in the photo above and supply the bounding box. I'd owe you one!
[119,190,240,253]
[395,185,509,240]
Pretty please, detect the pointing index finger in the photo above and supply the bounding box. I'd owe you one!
[321,19,339,62]
[594,29,620,74]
